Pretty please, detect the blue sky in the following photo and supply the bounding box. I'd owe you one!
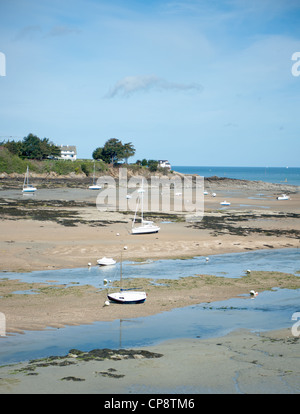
[0,0,300,166]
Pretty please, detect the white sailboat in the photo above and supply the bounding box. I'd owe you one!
[277,194,289,200]
[97,257,116,266]
[107,249,147,304]
[88,162,101,190]
[22,166,37,193]
[131,181,160,234]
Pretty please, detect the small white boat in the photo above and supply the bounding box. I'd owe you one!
[89,184,102,190]
[97,257,116,266]
[107,248,147,304]
[220,200,230,206]
[22,166,37,193]
[89,162,101,190]
[132,180,160,234]
[107,289,147,304]
[277,194,289,200]
[132,219,160,234]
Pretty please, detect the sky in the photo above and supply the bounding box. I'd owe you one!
[0,0,300,167]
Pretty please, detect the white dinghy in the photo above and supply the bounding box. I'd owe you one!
[107,247,147,304]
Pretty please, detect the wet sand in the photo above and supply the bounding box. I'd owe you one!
[0,328,299,394]
[0,176,299,393]
[0,178,299,332]
[0,179,299,274]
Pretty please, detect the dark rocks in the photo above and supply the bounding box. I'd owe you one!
[68,348,163,361]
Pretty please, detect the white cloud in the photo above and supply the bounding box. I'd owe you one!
[14,25,42,41]
[105,75,203,98]
[46,26,81,37]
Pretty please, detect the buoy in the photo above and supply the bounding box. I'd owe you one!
[124,246,128,250]
[116,232,120,236]
[88,262,91,266]
[246,269,251,274]
[104,300,110,306]
[205,257,209,262]
[103,279,108,285]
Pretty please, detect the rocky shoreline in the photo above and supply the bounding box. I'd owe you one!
[0,170,299,192]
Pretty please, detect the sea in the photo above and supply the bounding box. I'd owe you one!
[172,166,300,186]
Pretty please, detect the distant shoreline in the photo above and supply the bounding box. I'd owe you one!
[172,165,300,187]
[1,170,299,192]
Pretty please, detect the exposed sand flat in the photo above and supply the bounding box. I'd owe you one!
[0,176,299,394]
[0,329,299,394]
[0,180,299,272]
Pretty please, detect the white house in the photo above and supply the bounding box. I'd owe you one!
[158,160,171,170]
[59,145,77,161]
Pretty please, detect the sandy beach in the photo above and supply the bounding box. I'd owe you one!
[0,175,299,393]
[0,328,299,394]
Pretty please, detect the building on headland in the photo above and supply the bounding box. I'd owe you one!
[158,160,171,170]
[59,145,77,161]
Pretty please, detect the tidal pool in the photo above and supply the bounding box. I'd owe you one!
[0,248,299,365]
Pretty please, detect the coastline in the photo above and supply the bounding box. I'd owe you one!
[0,175,299,393]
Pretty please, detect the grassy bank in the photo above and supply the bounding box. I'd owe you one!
[0,147,172,177]
[0,147,109,176]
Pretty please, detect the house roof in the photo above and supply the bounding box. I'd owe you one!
[60,145,77,154]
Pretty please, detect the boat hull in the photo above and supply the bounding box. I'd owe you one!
[132,225,160,234]
[97,257,116,266]
[22,187,37,193]
[89,185,102,190]
[107,290,146,304]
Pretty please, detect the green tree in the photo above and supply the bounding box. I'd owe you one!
[13,133,61,160]
[103,138,124,165]
[141,158,148,167]
[4,140,23,157]
[148,159,158,172]
[22,133,44,159]
[92,138,136,165]
[122,142,136,163]
[92,147,105,161]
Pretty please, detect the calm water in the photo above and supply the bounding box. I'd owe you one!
[1,248,298,288]
[173,166,300,186]
[0,249,299,365]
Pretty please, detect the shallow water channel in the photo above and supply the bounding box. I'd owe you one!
[0,248,299,365]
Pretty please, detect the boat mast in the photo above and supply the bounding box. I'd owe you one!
[23,166,29,188]
[120,249,122,289]
[141,179,144,223]
[93,162,96,185]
